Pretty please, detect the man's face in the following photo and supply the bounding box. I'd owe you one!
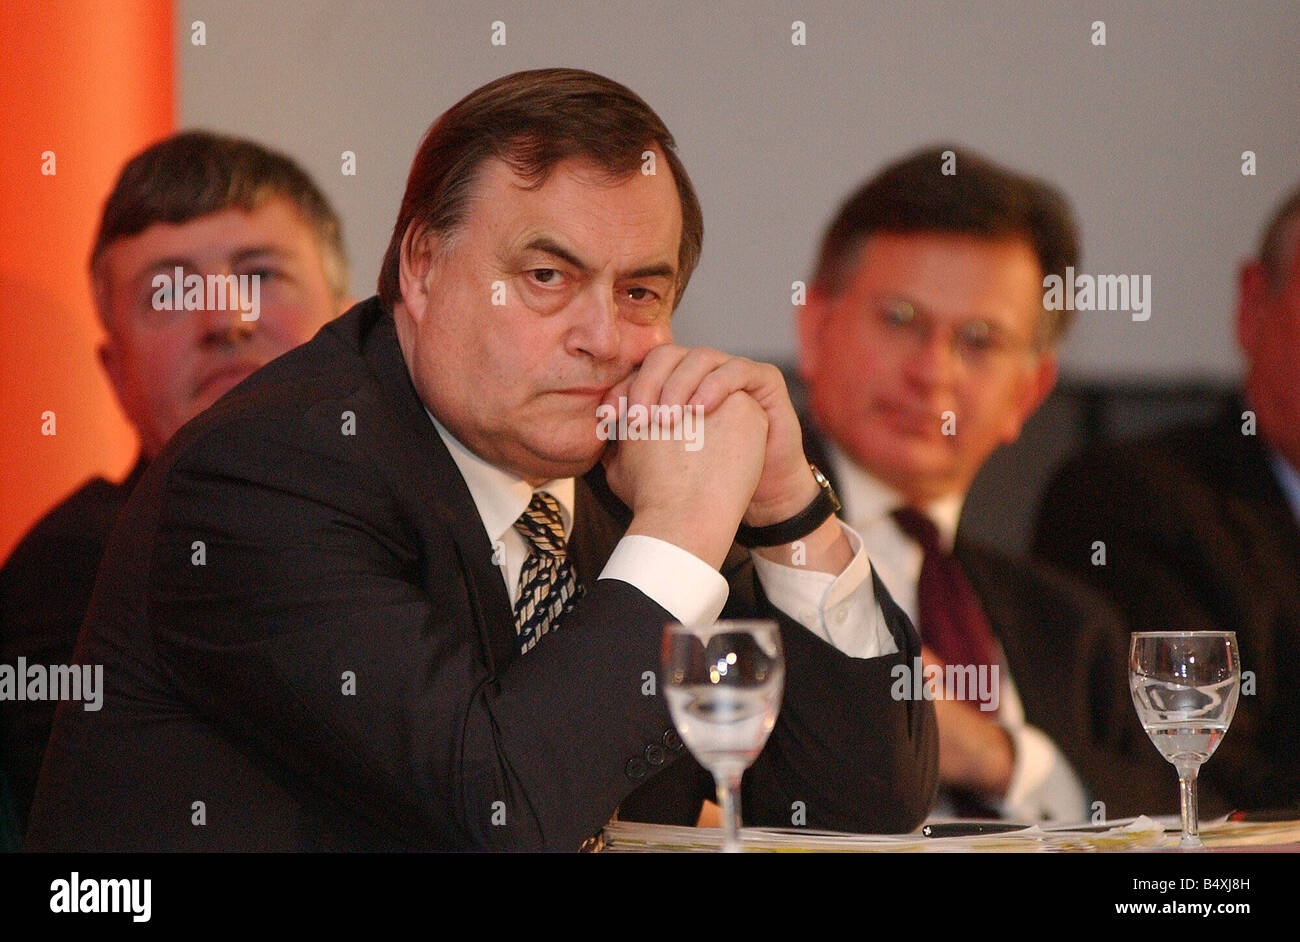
[395,154,681,484]
[799,232,1057,505]
[96,197,342,458]
[1239,230,1300,469]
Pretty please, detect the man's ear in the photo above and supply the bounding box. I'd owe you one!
[796,284,830,383]
[1000,349,1058,445]
[91,267,142,433]
[397,224,438,324]
[1236,259,1270,356]
[92,272,127,405]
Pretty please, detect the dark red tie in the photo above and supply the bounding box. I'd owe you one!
[891,507,998,689]
[893,507,1005,816]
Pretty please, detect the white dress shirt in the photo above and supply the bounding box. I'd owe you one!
[430,414,897,659]
[823,440,1090,823]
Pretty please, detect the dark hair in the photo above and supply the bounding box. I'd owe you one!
[377,68,703,311]
[812,145,1080,346]
[1258,183,1300,291]
[90,130,348,303]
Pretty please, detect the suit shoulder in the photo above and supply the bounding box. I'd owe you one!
[138,301,424,567]
[1,476,128,582]
[959,539,1124,629]
[1035,414,1256,563]
[1046,416,1228,499]
[159,306,387,481]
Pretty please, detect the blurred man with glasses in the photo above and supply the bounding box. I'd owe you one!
[795,146,1163,822]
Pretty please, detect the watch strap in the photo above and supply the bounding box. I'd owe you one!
[735,464,842,548]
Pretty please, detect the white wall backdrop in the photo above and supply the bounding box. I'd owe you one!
[180,0,1300,381]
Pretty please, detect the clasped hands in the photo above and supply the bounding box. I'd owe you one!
[600,345,850,575]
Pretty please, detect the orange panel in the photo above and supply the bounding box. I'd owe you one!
[0,1,174,562]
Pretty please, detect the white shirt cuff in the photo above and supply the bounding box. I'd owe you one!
[748,520,897,659]
[598,534,729,627]
[999,723,1090,823]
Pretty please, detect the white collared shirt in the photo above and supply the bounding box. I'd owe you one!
[429,412,896,659]
[823,440,1090,823]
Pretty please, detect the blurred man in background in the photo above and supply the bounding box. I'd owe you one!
[1034,184,1300,815]
[0,131,350,841]
[796,146,1164,822]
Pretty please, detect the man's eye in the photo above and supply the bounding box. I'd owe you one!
[624,286,657,302]
[957,321,996,351]
[530,268,562,285]
[880,301,914,327]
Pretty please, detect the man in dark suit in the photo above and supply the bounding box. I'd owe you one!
[1034,184,1300,814]
[794,146,1165,822]
[0,131,350,843]
[27,69,936,851]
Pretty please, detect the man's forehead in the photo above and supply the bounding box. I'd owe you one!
[477,146,670,186]
[103,201,309,277]
[468,152,678,216]
[467,153,682,260]
[847,231,1043,317]
[853,230,1039,270]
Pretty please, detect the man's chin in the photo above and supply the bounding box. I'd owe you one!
[193,376,249,414]
[846,438,956,491]
[191,391,223,416]
[518,436,606,483]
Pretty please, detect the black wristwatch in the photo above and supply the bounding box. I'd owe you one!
[735,464,842,548]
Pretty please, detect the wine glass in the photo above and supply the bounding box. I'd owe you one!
[663,620,784,853]
[1129,631,1239,849]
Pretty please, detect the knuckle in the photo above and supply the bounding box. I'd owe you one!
[695,347,729,372]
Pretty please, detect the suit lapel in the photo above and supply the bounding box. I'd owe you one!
[871,565,923,656]
[956,542,1016,653]
[357,301,519,673]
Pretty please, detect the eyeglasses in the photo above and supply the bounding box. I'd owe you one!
[866,297,1040,369]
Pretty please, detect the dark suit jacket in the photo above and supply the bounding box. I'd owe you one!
[1033,403,1300,814]
[804,431,1168,820]
[0,459,146,836]
[27,298,936,851]
[958,541,1172,817]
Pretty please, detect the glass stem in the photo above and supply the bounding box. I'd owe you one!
[1176,762,1202,849]
[716,770,744,854]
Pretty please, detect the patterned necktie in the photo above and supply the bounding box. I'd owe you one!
[890,506,998,698]
[512,491,578,654]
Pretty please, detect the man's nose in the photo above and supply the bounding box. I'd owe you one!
[198,300,257,348]
[903,325,959,388]
[566,284,620,361]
